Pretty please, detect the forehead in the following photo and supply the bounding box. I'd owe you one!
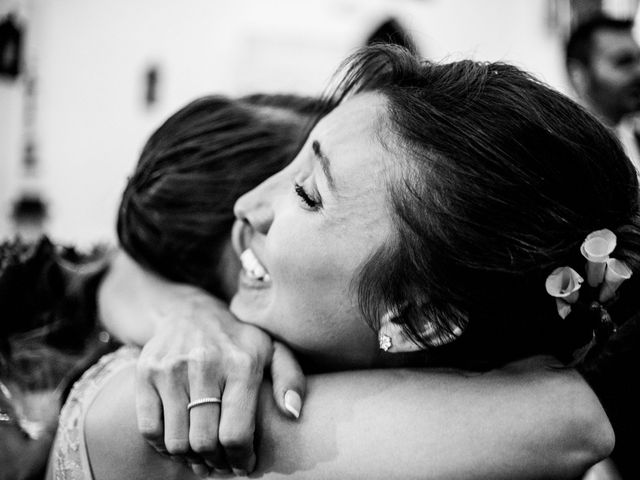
[310,91,398,218]
[311,92,399,177]
[311,92,398,188]
[315,91,389,140]
[592,28,640,58]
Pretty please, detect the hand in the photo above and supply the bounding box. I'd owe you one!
[134,287,305,476]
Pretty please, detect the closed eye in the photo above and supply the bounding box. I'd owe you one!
[295,183,322,210]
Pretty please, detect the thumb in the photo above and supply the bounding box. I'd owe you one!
[270,341,305,419]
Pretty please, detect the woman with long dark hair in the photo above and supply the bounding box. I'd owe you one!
[47,45,640,479]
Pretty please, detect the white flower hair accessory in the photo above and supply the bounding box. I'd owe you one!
[545,229,632,333]
[545,266,583,319]
[600,258,632,303]
[580,229,617,287]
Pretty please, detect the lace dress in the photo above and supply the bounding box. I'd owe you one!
[46,346,140,480]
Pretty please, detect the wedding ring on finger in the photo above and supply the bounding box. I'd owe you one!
[187,397,222,411]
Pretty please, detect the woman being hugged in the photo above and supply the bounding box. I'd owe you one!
[58,45,638,479]
[46,92,324,479]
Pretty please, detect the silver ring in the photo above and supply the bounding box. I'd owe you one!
[187,397,222,411]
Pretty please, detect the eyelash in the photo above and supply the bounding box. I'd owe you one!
[295,183,321,210]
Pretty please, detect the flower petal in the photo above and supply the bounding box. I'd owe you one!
[581,229,617,287]
[599,258,633,302]
[545,266,583,303]
[556,298,572,319]
[580,229,617,261]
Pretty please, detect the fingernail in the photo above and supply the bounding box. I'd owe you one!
[232,468,248,476]
[284,390,301,419]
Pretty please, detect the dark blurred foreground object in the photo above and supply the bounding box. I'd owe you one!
[11,193,48,242]
[578,312,640,479]
[0,236,118,480]
[0,12,22,79]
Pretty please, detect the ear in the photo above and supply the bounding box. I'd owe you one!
[378,308,464,353]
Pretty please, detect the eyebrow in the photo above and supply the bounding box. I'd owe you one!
[312,140,337,191]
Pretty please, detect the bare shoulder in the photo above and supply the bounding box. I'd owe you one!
[84,364,192,480]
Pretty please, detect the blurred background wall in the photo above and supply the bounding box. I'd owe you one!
[1,0,638,245]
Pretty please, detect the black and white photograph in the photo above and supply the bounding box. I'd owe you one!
[1,1,639,479]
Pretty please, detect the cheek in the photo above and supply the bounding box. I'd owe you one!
[270,243,357,331]
[268,218,361,301]
[266,219,368,339]
[272,288,376,361]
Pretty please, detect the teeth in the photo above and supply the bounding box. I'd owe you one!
[240,249,270,282]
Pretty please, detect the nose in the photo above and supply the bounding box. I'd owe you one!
[234,174,278,235]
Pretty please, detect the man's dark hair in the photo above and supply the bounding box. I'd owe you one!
[565,15,635,67]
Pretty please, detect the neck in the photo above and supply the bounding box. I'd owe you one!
[298,348,427,373]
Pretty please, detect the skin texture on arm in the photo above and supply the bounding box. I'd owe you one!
[98,249,191,345]
[85,357,613,480]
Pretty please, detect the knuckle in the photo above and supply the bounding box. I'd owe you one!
[219,426,252,450]
[138,419,163,440]
[164,438,190,455]
[136,359,156,379]
[230,350,259,375]
[188,346,210,365]
[190,435,217,454]
[188,346,220,368]
[159,355,188,375]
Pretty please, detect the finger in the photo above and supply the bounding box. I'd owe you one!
[209,449,232,475]
[135,362,166,453]
[190,462,210,478]
[188,347,222,468]
[271,341,305,419]
[157,373,190,456]
[218,357,262,474]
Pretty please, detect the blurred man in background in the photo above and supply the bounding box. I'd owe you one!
[565,16,640,170]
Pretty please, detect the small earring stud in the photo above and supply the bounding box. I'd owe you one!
[378,333,392,352]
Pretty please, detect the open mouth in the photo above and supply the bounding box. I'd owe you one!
[232,220,271,287]
[240,248,271,283]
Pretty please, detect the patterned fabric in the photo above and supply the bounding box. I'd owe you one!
[49,346,140,480]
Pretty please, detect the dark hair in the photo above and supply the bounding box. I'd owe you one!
[117,94,322,298]
[330,45,640,369]
[577,311,640,478]
[565,15,635,68]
